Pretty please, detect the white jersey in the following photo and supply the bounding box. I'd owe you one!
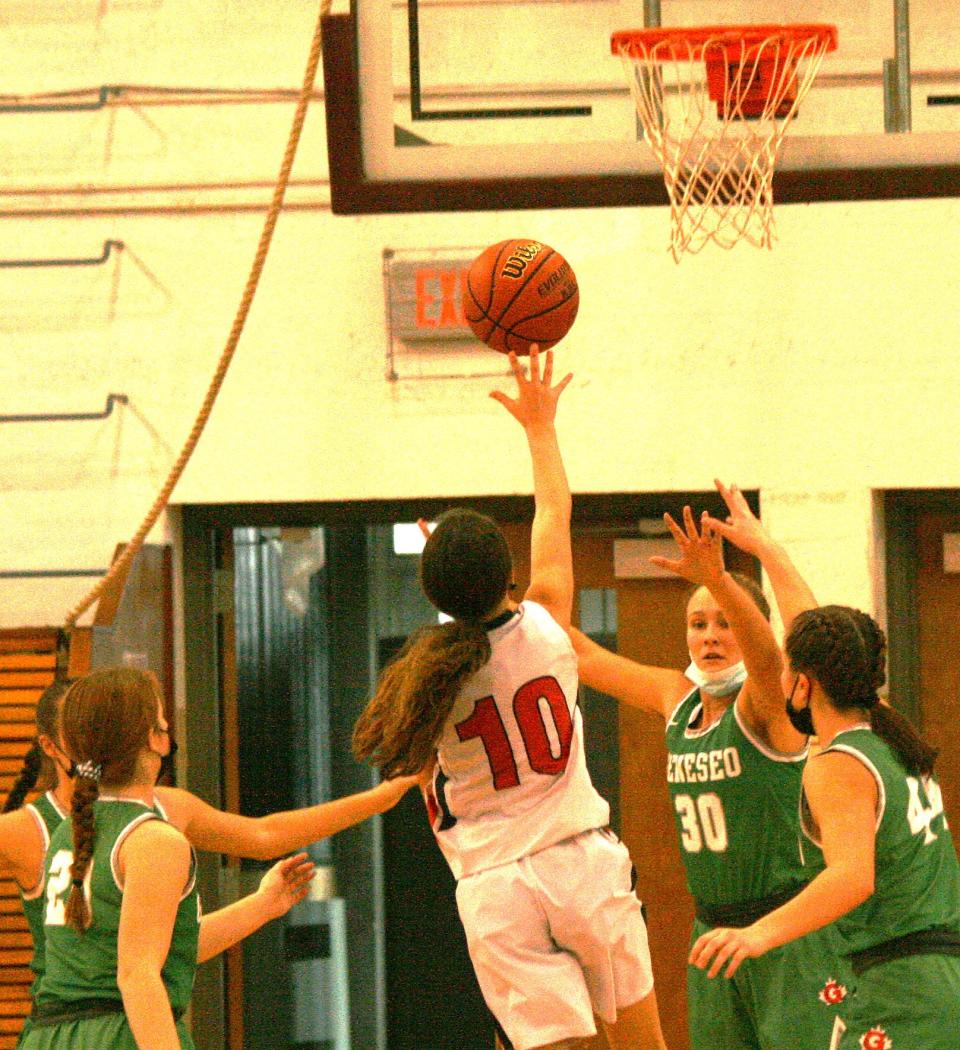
[428,600,610,879]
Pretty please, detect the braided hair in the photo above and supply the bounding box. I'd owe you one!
[786,605,937,776]
[3,680,72,813]
[59,667,160,932]
[353,508,510,776]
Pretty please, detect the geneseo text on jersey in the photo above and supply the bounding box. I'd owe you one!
[666,748,743,784]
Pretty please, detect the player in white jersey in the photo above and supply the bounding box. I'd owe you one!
[354,348,666,1050]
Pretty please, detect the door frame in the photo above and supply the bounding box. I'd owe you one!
[180,489,758,1041]
[881,489,960,728]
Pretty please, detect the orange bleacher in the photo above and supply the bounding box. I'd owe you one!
[0,631,60,1049]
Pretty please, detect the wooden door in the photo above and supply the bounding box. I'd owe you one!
[912,510,960,840]
[571,534,692,1050]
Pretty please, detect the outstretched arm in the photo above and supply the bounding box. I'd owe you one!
[650,508,792,741]
[569,626,690,720]
[490,347,574,629]
[157,776,419,861]
[701,481,811,749]
[688,751,877,978]
[705,480,816,633]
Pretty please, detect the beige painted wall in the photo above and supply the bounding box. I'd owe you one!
[2,3,959,629]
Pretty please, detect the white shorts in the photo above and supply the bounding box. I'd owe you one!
[455,827,654,1050]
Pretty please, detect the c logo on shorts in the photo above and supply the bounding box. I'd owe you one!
[858,1028,892,1050]
[818,978,848,1005]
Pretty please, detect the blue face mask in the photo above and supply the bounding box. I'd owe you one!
[685,658,748,698]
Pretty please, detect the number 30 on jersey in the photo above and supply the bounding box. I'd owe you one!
[674,792,729,853]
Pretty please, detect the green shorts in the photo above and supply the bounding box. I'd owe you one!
[18,1013,195,1050]
[836,953,960,1050]
[688,918,851,1050]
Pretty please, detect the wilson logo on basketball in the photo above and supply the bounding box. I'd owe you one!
[818,978,848,1005]
[500,242,544,279]
[858,1028,892,1050]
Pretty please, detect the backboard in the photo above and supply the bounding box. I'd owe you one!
[323,0,960,213]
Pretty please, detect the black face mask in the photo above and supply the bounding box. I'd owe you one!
[157,739,179,783]
[785,674,815,736]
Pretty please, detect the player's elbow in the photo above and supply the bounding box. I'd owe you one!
[853,868,875,903]
[246,821,281,860]
[534,502,571,530]
[117,957,164,996]
[831,863,875,909]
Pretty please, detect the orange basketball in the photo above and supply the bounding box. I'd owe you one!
[463,239,579,355]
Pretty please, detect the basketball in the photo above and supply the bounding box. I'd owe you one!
[463,239,579,355]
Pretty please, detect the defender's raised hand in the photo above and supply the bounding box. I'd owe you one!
[649,506,725,588]
[703,480,770,557]
[707,479,816,633]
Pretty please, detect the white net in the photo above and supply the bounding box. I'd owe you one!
[614,26,836,259]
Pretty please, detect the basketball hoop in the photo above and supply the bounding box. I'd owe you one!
[611,24,838,259]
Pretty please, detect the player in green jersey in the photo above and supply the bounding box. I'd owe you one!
[0,683,73,1048]
[690,604,960,1049]
[572,490,848,1050]
[0,671,420,1046]
[19,667,315,1050]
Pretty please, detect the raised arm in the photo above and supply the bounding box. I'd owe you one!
[689,751,877,978]
[705,480,816,633]
[650,508,802,749]
[490,346,574,629]
[197,853,315,962]
[157,775,419,861]
[569,626,690,720]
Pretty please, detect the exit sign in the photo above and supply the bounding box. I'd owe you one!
[384,247,476,342]
[382,247,508,381]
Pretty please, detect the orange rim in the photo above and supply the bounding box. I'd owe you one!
[611,23,838,60]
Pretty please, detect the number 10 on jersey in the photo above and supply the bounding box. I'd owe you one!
[455,676,573,790]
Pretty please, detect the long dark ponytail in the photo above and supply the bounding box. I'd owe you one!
[353,621,492,776]
[3,680,71,813]
[353,508,511,776]
[786,605,937,776]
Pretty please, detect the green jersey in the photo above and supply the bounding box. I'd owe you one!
[21,793,67,998]
[37,797,200,1015]
[665,686,809,906]
[802,725,960,953]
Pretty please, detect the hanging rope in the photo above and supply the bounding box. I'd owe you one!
[65,0,333,629]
